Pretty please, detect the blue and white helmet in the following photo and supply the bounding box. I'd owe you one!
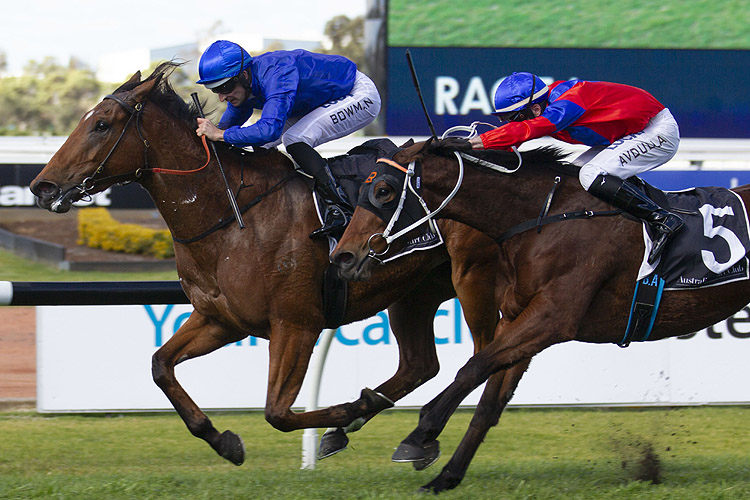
[492,72,549,115]
[196,40,252,89]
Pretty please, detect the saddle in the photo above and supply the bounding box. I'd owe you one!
[325,138,403,208]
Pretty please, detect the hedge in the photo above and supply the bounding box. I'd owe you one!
[77,207,174,259]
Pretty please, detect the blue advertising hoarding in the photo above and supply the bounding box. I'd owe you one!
[640,171,750,192]
[386,46,750,138]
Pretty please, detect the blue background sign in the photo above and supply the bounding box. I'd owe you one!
[386,47,750,138]
[640,171,750,191]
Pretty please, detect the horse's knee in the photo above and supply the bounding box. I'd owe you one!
[265,407,295,432]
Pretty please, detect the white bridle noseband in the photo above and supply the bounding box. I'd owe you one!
[366,123,523,261]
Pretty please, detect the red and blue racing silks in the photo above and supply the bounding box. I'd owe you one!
[479,80,666,150]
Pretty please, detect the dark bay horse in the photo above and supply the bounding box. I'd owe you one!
[29,63,503,466]
[331,138,750,492]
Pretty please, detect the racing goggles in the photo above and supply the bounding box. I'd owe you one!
[210,77,239,95]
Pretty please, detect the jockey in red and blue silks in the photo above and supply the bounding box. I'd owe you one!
[469,72,682,265]
[195,40,381,239]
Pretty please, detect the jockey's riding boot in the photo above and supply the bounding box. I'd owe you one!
[588,174,683,265]
[286,142,353,239]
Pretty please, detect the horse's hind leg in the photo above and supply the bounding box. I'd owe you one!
[318,286,447,458]
[151,312,247,465]
[418,359,532,493]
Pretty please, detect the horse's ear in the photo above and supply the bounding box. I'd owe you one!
[417,137,434,155]
[399,138,415,148]
[130,74,163,102]
[125,71,142,86]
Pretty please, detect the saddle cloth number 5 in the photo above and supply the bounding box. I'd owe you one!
[699,204,746,274]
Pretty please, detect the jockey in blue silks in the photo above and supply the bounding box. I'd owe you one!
[195,40,381,239]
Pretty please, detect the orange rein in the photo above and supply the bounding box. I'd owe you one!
[376,157,408,173]
[151,136,212,175]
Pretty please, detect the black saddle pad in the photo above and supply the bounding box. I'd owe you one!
[639,184,750,290]
[326,138,402,204]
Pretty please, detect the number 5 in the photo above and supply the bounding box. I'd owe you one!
[699,204,745,273]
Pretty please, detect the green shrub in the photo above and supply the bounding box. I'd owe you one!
[77,207,175,259]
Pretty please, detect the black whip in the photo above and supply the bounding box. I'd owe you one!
[191,92,245,229]
[405,49,438,140]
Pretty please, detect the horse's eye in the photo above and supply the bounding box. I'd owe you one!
[95,120,109,133]
[375,186,393,199]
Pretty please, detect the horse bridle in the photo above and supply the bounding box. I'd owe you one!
[63,94,151,205]
[366,153,464,261]
[366,145,523,261]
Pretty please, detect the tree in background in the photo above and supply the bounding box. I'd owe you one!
[0,13,367,136]
[0,57,101,135]
[321,15,364,67]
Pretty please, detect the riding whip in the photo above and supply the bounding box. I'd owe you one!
[405,49,438,140]
[190,92,246,229]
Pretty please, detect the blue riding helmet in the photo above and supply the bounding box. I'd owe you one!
[492,72,550,115]
[196,40,253,89]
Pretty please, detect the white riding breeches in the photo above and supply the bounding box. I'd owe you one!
[264,71,381,150]
[578,108,680,190]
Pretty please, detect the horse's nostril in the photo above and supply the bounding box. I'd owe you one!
[31,180,60,198]
[332,252,353,266]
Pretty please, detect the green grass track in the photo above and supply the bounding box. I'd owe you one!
[2,407,750,499]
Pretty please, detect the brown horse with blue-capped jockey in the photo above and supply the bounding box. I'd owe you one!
[29,62,508,467]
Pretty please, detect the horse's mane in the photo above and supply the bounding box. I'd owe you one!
[426,138,580,178]
[114,61,200,127]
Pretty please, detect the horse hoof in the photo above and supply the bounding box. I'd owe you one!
[217,430,246,466]
[419,473,461,493]
[318,428,349,459]
[412,440,441,471]
[392,441,425,463]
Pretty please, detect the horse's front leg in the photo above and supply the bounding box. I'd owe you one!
[394,292,582,463]
[319,280,449,458]
[151,312,247,465]
[418,359,532,493]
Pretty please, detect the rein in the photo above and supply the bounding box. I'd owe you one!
[65,91,283,244]
[366,149,524,260]
[366,152,464,260]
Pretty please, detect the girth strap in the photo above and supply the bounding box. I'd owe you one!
[494,209,622,245]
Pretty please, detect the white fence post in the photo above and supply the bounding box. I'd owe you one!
[301,328,337,470]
